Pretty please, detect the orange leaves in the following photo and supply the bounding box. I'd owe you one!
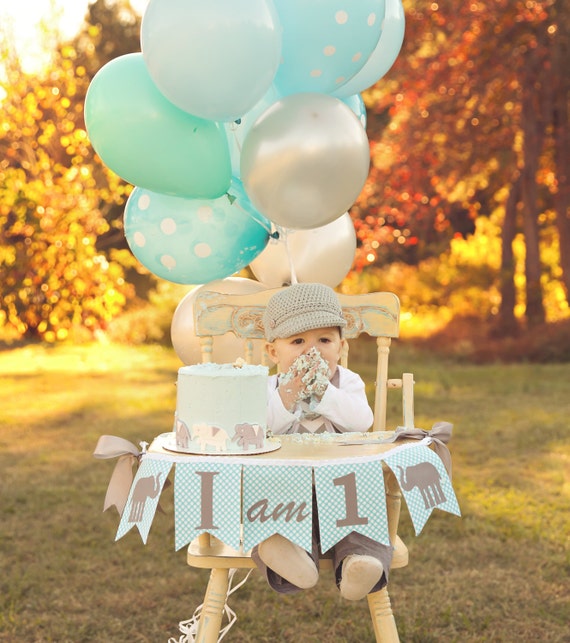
[0,38,134,341]
[355,0,561,273]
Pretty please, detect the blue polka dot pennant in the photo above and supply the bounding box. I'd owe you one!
[314,459,389,554]
[174,461,242,551]
[242,464,313,552]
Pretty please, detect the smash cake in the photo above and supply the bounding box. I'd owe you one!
[173,361,269,454]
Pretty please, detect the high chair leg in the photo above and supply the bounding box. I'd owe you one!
[196,568,230,643]
[367,586,400,643]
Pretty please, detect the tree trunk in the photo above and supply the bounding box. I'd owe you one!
[495,173,521,336]
[520,55,546,328]
[552,0,570,303]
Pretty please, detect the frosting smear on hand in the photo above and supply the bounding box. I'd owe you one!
[281,347,331,402]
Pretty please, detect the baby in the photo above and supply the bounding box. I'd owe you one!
[253,283,393,601]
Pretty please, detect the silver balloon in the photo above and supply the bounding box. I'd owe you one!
[171,277,267,365]
[249,213,356,288]
[240,93,370,230]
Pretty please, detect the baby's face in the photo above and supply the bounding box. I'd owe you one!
[266,326,344,375]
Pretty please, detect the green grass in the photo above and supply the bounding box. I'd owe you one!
[1,342,569,642]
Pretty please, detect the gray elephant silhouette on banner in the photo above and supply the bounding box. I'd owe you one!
[129,472,163,522]
[397,462,446,510]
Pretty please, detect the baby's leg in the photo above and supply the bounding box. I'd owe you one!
[333,533,393,601]
[255,534,319,591]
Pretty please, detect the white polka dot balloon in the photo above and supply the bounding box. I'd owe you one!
[272,0,386,96]
[124,181,271,284]
[333,0,405,98]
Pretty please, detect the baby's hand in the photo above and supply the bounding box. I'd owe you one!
[278,372,304,411]
[282,348,330,404]
[300,350,330,400]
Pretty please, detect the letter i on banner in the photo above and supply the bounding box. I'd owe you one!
[116,458,173,544]
[174,461,242,551]
[314,460,390,553]
[383,444,461,535]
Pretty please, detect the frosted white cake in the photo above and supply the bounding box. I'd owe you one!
[174,362,268,453]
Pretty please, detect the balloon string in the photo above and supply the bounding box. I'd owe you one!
[230,121,242,157]
[283,229,298,285]
[229,193,275,236]
[226,122,277,238]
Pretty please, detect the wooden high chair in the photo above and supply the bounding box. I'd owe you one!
[187,288,414,642]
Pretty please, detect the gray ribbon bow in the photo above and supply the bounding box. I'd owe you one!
[388,421,453,478]
[93,435,142,515]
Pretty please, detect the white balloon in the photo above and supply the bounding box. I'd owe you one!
[250,214,357,288]
[241,93,370,230]
[171,278,267,365]
[141,0,282,121]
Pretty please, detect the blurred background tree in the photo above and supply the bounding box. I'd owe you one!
[0,0,141,341]
[354,0,569,335]
[0,0,568,357]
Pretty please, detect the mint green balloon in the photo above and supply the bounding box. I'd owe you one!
[85,53,231,198]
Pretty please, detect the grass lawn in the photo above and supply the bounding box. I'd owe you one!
[1,342,569,642]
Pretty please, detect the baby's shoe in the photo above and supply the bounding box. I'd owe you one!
[339,554,384,601]
[258,534,318,589]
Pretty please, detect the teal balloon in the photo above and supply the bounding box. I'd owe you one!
[333,0,405,98]
[272,0,385,96]
[85,53,231,198]
[141,0,282,121]
[124,181,271,285]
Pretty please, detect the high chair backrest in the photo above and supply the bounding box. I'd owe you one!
[193,288,402,432]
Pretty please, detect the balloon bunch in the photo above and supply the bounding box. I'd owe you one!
[84,0,405,288]
[85,0,405,361]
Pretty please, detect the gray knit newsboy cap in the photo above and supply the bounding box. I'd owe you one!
[263,283,347,342]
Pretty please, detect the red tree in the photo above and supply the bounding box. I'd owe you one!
[355,0,568,329]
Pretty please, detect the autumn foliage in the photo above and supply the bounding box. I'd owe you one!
[352,0,569,332]
[0,5,137,341]
[0,0,568,350]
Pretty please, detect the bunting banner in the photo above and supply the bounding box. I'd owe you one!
[383,443,461,535]
[174,461,242,551]
[101,437,461,548]
[242,464,313,552]
[314,459,390,553]
[115,457,173,544]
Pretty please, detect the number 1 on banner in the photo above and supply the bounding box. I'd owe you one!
[334,472,369,527]
[314,460,389,553]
